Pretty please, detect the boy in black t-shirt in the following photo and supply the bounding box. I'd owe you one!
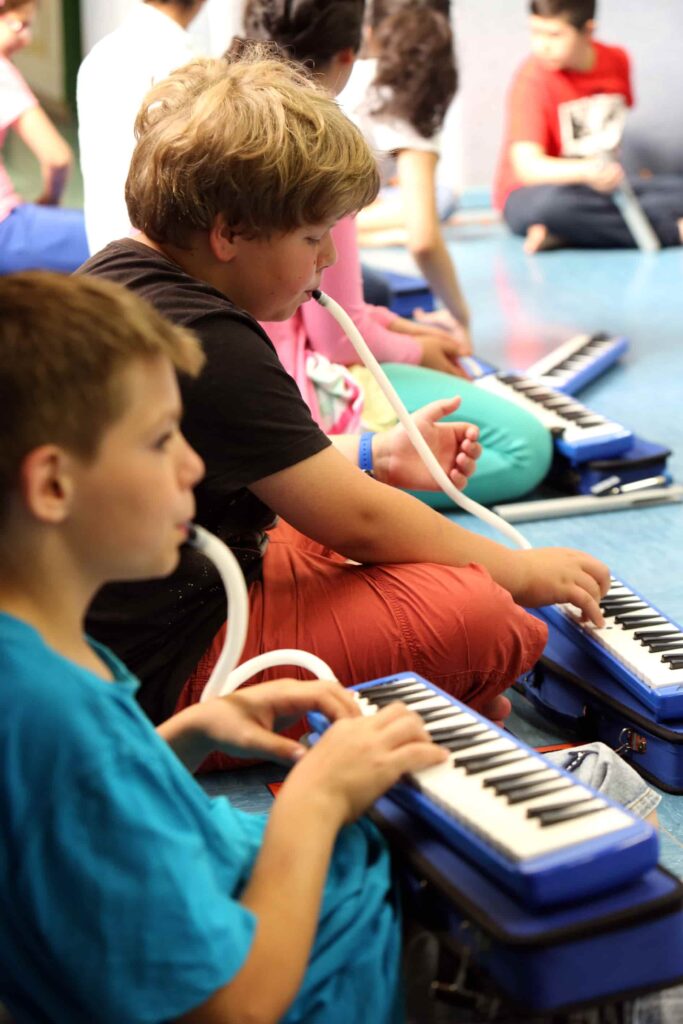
[80,50,610,757]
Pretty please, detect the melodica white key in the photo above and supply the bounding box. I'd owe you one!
[473,372,632,462]
[307,673,657,909]
[541,577,683,721]
[525,332,629,395]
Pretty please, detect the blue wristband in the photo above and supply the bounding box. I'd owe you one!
[358,431,376,475]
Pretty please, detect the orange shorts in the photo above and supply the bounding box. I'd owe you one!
[176,520,547,771]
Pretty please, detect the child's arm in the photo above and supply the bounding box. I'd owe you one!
[13,106,73,205]
[511,142,624,193]
[358,148,471,341]
[250,443,610,626]
[177,703,446,1024]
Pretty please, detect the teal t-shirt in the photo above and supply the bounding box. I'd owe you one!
[0,614,402,1023]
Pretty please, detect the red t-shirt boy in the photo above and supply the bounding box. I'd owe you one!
[493,0,646,252]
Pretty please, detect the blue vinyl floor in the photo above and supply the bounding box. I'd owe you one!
[209,221,683,879]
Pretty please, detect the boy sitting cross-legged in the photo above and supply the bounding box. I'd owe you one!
[0,271,446,1024]
[495,0,683,252]
[79,50,610,758]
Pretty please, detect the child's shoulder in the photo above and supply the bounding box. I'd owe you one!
[80,241,267,343]
[0,613,137,752]
[593,39,631,67]
[0,53,34,98]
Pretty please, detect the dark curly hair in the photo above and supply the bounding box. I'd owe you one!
[240,0,365,70]
[369,2,457,139]
[369,0,449,19]
[529,0,596,29]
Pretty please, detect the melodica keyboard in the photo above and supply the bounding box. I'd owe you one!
[307,673,657,909]
[538,577,683,722]
[474,372,633,462]
[525,332,629,395]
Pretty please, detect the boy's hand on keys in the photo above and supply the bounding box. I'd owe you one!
[290,702,448,825]
[206,679,360,764]
[509,548,610,627]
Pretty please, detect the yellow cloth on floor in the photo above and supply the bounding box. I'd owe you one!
[348,365,398,432]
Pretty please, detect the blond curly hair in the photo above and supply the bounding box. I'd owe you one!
[126,48,380,246]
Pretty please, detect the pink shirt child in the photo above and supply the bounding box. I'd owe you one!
[0,54,38,222]
[262,215,421,430]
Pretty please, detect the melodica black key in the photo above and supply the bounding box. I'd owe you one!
[306,673,658,909]
[540,576,683,720]
[473,371,632,462]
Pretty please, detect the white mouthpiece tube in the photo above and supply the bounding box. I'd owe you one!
[313,290,532,551]
[188,524,336,699]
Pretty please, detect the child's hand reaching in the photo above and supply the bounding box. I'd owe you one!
[206,679,360,762]
[374,396,482,491]
[159,679,360,770]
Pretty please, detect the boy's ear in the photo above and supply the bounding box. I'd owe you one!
[20,446,74,524]
[582,18,596,38]
[209,213,239,264]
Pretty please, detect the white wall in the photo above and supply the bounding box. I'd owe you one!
[78,1,683,193]
[441,0,683,193]
[81,0,246,58]
[13,0,65,105]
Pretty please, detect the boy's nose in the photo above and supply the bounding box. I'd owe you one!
[318,231,337,271]
[179,434,205,487]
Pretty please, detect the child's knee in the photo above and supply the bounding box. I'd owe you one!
[464,574,546,674]
[421,566,546,699]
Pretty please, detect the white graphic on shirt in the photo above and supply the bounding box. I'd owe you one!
[558,93,627,158]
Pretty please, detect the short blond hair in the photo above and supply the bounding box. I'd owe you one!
[0,272,204,515]
[125,49,380,246]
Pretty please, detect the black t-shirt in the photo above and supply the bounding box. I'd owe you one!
[79,240,330,721]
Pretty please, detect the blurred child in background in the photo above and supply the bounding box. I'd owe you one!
[0,0,88,273]
[495,0,683,252]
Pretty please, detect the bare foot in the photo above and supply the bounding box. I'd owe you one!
[524,222,563,253]
[677,217,683,244]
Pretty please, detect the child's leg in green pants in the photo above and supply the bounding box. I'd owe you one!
[381,363,553,508]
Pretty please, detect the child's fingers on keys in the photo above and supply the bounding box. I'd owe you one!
[585,555,611,596]
[315,682,362,719]
[373,704,434,746]
[388,740,450,776]
[265,678,359,719]
[567,583,604,628]
[574,568,603,607]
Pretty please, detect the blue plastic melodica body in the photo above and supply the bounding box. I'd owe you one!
[535,575,683,722]
[307,672,658,910]
[472,370,633,462]
[523,331,629,394]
